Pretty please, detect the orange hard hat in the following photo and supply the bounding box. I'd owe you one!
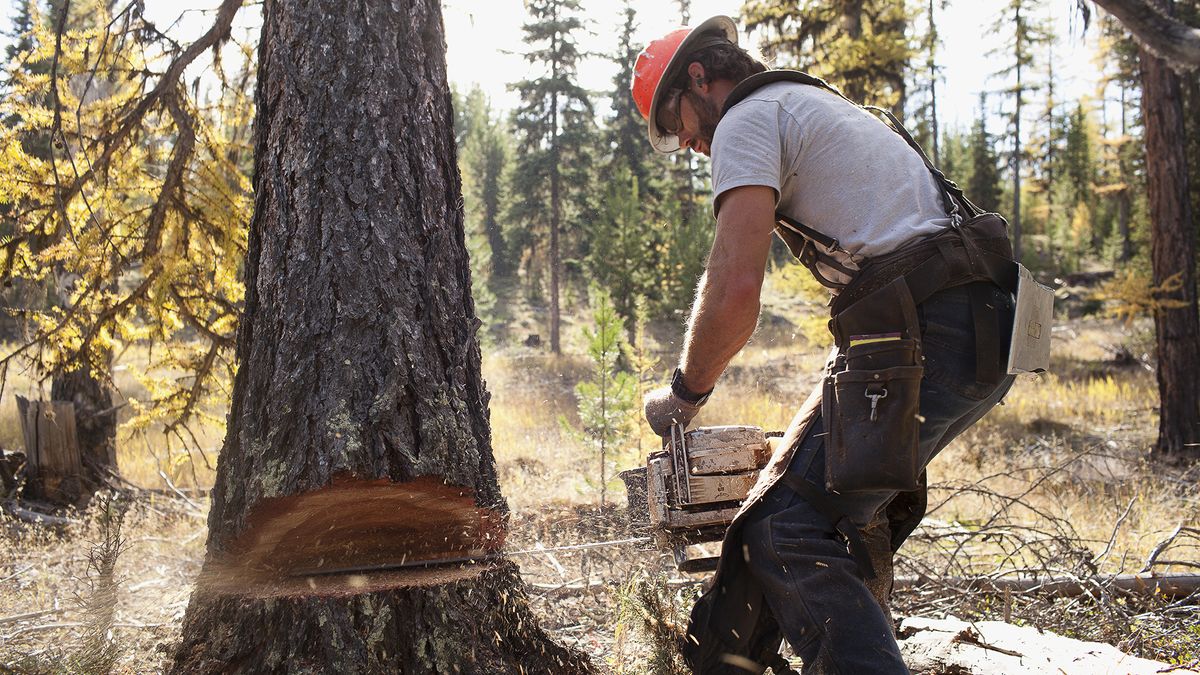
[631,15,738,153]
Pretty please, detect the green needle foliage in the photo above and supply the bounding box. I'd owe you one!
[569,285,636,506]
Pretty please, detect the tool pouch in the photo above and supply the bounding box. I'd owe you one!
[825,278,924,493]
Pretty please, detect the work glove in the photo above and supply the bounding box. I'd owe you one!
[643,386,705,437]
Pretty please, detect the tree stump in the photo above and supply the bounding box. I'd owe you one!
[15,396,83,504]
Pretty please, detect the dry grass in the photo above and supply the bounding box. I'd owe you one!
[1,266,1197,671]
[0,496,206,672]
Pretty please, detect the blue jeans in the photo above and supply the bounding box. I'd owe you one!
[742,282,1015,674]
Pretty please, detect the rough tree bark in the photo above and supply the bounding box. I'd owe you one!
[171,1,594,672]
[1138,0,1200,461]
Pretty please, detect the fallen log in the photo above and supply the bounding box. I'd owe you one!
[2,501,80,527]
[898,617,1199,675]
[897,572,1200,599]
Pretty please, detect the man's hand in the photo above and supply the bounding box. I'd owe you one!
[643,386,705,437]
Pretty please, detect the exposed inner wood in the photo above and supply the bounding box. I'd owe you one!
[200,474,507,594]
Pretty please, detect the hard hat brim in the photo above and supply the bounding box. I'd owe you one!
[647,15,738,154]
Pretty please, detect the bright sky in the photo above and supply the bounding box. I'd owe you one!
[3,1,1104,135]
[441,0,1102,132]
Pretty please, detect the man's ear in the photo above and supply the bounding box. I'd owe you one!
[686,62,708,91]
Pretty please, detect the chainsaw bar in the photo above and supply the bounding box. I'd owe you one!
[293,552,501,577]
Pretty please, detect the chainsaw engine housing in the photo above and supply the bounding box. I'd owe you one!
[622,425,775,572]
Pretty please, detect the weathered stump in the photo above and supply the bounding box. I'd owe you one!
[15,396,83,504]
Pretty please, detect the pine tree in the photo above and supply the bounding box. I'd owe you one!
[968,94,1004,214]
[655,195,713,320]
[910,0,949,164]
[457,85,514,282]
[571,285,636,506]
[988,0,1054,260]
[1026,34,1064,241]
[1063,102,1096,210]
[509,0,593,354]
[742,0,915,114]
[583,166,656,340]
[939,124,972,193]
[1094,11,1144,262]
[608,2,652,197]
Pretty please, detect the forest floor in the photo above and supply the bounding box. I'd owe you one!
[1,268,1199,673]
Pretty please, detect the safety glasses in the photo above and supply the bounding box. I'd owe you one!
[656,88,685,136]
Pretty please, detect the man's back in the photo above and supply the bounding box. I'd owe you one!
[712,80,951,287]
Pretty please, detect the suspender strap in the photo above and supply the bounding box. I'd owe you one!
[776,473,878,580]
[774,216,855,290]
[776,212,839,251]
[970,283,1003,385]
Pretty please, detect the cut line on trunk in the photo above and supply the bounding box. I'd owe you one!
[198,474,507,597]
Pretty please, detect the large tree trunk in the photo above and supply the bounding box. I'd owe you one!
[171,1,594,672]
[1139,1,1200,461]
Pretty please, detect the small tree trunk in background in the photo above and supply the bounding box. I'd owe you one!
[171,1,593,672]
[549,43,562,355]
[1118,83,1133,262]
[928,0,939,166]
[1139,1,1200,461]
[1012,20,1024,263]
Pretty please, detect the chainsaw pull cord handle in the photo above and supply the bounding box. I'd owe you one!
[668,423,691,504]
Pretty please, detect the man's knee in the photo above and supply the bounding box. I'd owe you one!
[861,512,896,627]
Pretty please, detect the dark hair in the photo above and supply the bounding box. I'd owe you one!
[668,40,767,91]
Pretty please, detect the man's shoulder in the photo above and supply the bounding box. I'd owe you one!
[728,79,838,112]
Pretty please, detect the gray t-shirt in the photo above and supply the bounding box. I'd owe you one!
[711,81,952,288]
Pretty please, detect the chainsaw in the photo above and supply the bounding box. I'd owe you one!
[290,423,777,578]
[620,423,780,573]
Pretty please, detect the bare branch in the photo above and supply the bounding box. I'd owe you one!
[1093,0,1200,71]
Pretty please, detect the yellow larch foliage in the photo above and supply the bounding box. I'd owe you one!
[0,1,252,436]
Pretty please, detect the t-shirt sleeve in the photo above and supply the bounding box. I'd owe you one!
[710,99,785,216]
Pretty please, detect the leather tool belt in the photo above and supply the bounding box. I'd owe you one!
[822,213,1016,494]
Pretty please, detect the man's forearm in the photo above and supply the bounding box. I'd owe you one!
[673,184,777,397]
[678,270,762,394]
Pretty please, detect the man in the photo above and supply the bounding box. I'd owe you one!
[633,16,1018,674]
